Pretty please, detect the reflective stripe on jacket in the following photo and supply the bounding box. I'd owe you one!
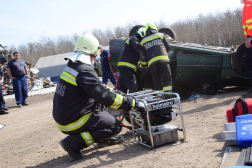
[117,35,141,72]
[53,60,132,131]
[243,0,252,38]
[140,31,170,68]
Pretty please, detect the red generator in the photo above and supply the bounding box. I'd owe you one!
[226,98,252,123]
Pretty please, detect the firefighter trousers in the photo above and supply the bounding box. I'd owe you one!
[150,62,173,91]
[118,68,138,94]
[61,110,122,152]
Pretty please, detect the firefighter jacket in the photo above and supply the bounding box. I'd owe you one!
[243,0,252,38]
[117,34,142,72]
[53,60,135,132]
[140,29,170,68]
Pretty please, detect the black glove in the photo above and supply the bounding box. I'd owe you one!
[136,101,146,118]
[142,67,148,75]
[121,96,136,112]
[114,90,126,96]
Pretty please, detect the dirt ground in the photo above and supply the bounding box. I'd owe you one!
[0,87,246,168]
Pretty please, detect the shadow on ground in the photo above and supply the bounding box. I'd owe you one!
[26,131,184,168]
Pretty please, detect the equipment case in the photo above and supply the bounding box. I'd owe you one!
[226,98,252,123]
[236,114,252,148]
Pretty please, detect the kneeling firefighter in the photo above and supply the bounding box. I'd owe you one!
[117,27,145,93]
[53,33,146,160]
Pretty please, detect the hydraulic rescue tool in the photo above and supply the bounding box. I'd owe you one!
[128,90,186,148]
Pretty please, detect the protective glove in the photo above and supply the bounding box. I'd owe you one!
[136,101,146,118]
[114,89,126,96]
[121,95,136,112]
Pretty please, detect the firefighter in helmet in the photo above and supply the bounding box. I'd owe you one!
[117,27,145,93]
[53,33,146,160]
[140,23,172,93]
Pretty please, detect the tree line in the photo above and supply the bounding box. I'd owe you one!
[9,7,245,65]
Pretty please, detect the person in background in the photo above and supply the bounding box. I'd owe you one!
[0,67,8,115]
[100,46,116,86]
[241,0,252,98]
[6,52,29,107]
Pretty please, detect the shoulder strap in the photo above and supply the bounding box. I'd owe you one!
[232,98,249,121]
[241,98,249,114]
[232,107,237,122]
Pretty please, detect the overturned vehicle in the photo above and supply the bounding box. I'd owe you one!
[108,26,249,98]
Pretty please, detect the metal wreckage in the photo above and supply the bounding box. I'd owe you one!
[0,45,55,96]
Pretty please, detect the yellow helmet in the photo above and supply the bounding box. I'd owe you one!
[74,33,100,56]
[145,22,158,33]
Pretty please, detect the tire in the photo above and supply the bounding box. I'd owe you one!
[158,27,177,40]
[129,25,145,37]
[236,42,245,69]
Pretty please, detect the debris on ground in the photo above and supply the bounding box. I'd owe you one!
[0,44,56,95]
[187,92,206,100]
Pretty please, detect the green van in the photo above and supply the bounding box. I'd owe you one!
[108,26,249,96]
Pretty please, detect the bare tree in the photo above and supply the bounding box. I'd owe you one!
[8,7,245,66]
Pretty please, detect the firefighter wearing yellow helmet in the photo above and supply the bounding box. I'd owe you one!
[140,23,173,93]
[117,27,145,93]
[53,33,146,160]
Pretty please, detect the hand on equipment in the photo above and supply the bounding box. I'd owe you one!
[122,95,136,111]
[136,101,146,118]
[114,90,126,96]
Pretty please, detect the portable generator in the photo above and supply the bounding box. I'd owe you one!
[128,90,186,148]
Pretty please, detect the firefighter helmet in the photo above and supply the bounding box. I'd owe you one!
[137,27,146,37]
[145,23,158,33]
[74,33,100,57]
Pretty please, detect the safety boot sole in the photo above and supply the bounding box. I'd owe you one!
[59,140,84,160]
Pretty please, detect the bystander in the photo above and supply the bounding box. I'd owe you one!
[6,52,29,107]
[99,46,116,86]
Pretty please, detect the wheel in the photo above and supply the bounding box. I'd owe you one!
[158,27,177,40]
[129,25,145,37]
[236,42,245,69]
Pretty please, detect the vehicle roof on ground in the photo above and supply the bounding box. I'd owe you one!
[36,46,109,78]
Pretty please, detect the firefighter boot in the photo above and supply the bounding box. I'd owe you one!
[97,135,125,148]
[60,138,84,160]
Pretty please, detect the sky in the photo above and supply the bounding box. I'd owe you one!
[0,0,243,48]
